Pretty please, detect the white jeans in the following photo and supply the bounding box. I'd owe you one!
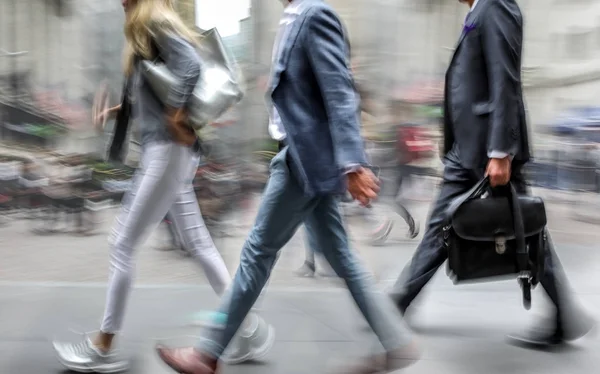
[101,142,230,333]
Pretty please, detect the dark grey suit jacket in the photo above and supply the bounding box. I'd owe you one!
[443,0,531,170]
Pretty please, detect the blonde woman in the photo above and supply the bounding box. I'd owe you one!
[52,0,273,372]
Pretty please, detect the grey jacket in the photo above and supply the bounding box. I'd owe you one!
[268,0,367,196]
[130,28,201,146]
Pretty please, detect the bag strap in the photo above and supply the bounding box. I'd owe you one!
[507,182,528,272]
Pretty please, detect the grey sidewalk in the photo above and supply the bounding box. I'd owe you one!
[2,202,600,289]
[2,200,599,373]
[0,284,598,374]
[2,142,599,373]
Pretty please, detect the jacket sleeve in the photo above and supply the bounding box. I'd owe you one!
[304,6,367,169]
[481,0,522,156]
[153,28,201,109]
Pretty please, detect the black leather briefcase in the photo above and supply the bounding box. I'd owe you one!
[444,177,547,309]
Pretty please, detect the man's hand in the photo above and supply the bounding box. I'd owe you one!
[486,156,511,187]
[166,107,196,146]
[347,167,380,206]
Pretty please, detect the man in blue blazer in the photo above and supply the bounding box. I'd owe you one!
[156,0,419,373]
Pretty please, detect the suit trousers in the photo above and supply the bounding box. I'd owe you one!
[389,157,573,328]
[197,147,412,357]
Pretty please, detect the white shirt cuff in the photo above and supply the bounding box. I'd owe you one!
[488,151,514,160]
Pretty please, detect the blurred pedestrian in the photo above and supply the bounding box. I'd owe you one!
[155,0,418,373]
[388,0,594,347]
[52,0,272,372]
[295,198,394,278]
[394,122,421,238]
[294,63,397,277]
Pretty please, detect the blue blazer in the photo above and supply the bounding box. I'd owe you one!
[267,0,367,197]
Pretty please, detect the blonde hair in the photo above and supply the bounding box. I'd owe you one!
[123,0,198,76]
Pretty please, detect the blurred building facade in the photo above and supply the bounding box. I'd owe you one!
[0,0,124,110]
[522,0,600,138]
[2,0,600,143]
[249,0,600,139]
[334,0,600,133]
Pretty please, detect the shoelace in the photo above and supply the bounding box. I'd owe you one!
[66,329,122,358]
[69,338,95,357]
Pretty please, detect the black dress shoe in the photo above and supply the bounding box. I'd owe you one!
[508,309,595,349]
[563,311,595,341]
[387,293,408,316]
[506,327,564,348]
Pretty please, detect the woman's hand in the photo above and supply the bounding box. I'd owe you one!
[92,81,115,131]
[94,105,120,129]
[166,107,196,146]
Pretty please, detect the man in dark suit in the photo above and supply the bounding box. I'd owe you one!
[156,1,419,373]
[388,0,594,347]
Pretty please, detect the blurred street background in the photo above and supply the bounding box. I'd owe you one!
[1,0,600,373]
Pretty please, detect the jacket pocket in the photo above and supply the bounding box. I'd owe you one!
[472,101,492,116]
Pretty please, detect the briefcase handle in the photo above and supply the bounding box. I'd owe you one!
[444,176,490,221]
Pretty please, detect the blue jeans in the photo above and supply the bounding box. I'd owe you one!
[198,148,412,356]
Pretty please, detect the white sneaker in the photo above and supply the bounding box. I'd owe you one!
[52,335,129,373]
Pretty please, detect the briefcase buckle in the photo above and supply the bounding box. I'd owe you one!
[495,236,506,254]
[442,225,451,237]
[442,225,451,247]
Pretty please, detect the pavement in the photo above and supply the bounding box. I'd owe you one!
[2,285,599,374]
[1,190,600,373]
[1,143,600,373]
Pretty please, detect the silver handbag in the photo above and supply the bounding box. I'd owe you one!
[140,28,244,130]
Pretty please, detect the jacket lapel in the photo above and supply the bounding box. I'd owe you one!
[269,17,307,94]
[268,4,315,94]
[449,0,486,64]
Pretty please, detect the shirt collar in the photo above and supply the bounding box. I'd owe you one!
[470,0,480,12]
[284,0,306,15]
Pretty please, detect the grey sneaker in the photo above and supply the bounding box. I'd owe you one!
[221,331,254,365]
[407,218,420,239]
[188,311,275,365]
[222,314,276,365]
[294,261,315,278]
[370,218,394,246]
[53,336,129,373]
